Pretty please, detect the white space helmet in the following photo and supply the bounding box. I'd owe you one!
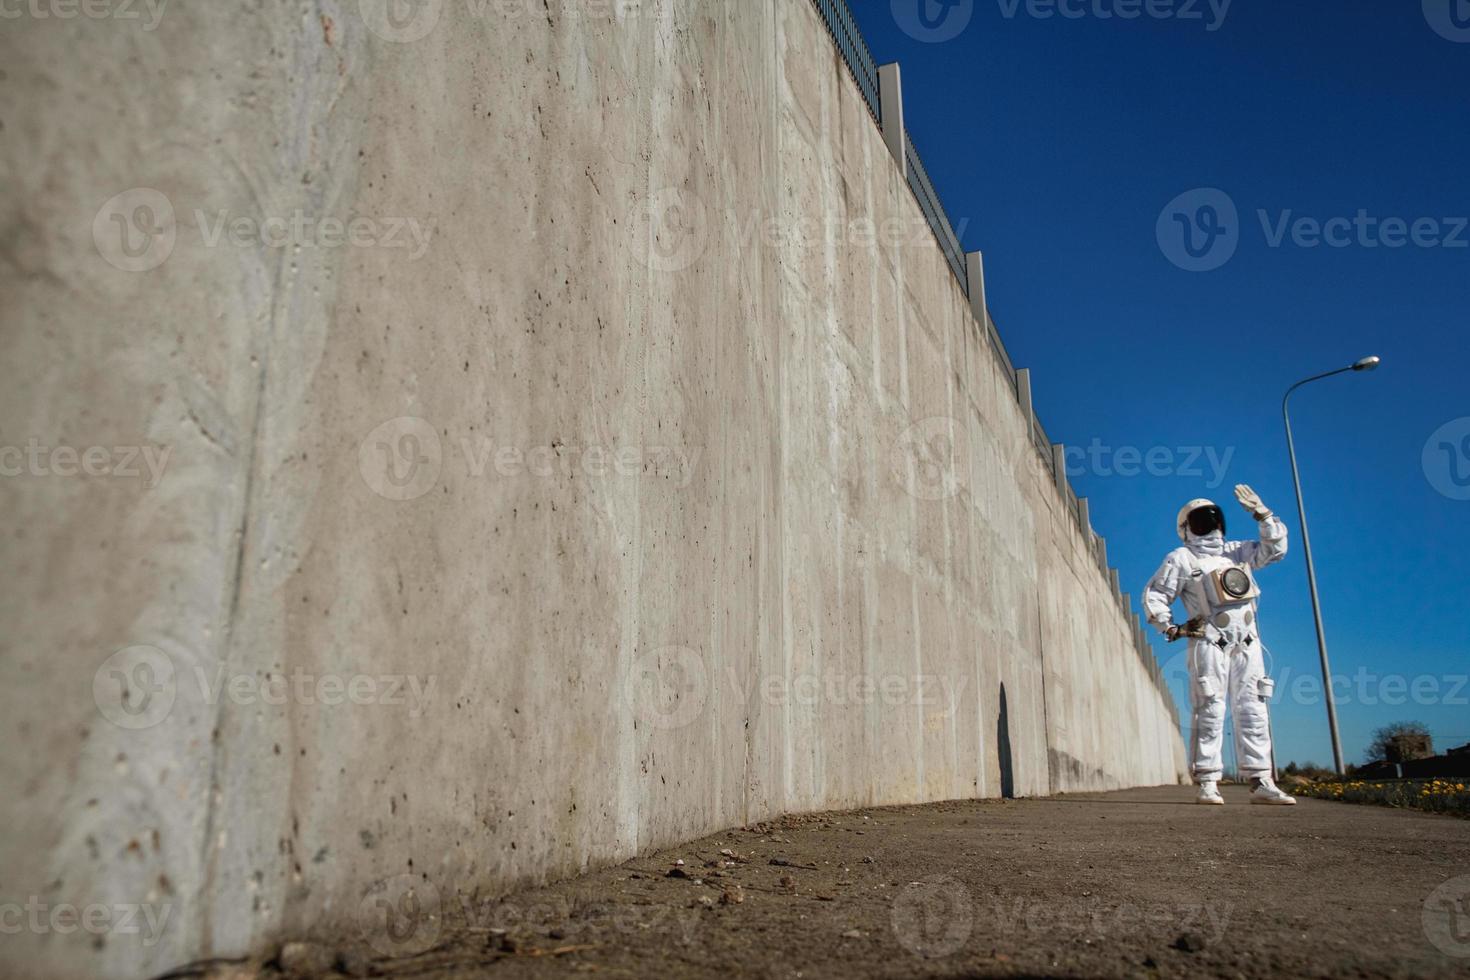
[1176,498,1226,541]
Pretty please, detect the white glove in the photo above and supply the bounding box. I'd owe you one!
[1234,484,1270,521]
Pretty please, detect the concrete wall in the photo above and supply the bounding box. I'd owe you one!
[0,0,1187,975]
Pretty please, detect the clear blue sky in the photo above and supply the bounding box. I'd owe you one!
[848,0,1470,768]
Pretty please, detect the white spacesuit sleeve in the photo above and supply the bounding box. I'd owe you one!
[1143,554,1185,634]
[1229,514,1289,570]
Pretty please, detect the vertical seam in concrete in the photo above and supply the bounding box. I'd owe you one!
[891,170,924,800]
[709,0,729,842]
[948,297,962,798]
[195,236,275,960]
[860,89,881,808]
[1036,598,1054,794]
[615,0,667,859]
[774,0,794,816]
[970,317,987,801]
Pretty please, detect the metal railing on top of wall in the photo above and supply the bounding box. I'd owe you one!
[812,0,880,123]
[1031,415,1054,475]
[807,0,1173,708]
[986,312,1020,395]
[904,133,968,292]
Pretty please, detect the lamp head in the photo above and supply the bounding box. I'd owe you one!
[1352,355,1381,372]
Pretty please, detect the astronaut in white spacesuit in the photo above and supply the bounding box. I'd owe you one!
[1143,485,1296,805]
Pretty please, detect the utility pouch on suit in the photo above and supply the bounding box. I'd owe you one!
[1257,677,1275,702]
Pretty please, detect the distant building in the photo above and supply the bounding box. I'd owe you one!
[1357,745,1470,780]
[1385,732,1434,763]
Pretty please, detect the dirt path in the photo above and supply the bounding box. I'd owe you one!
[315,786,1470,979]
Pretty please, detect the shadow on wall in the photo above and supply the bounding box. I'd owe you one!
[998,682,1015,799]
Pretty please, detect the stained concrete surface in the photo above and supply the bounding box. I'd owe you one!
[1,1,1185,977]
[266,787,1470,979]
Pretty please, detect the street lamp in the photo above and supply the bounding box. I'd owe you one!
[1282,355,1381,776]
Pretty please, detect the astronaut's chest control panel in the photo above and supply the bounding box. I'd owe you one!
[1188,557,1260,610]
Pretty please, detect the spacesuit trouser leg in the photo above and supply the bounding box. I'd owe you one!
[1229,639,1274,778]
[1188,639,1228,782]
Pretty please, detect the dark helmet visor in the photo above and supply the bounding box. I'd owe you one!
[1187,505,1226,537]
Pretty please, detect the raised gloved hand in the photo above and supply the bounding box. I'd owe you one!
[1234,484,1271,521]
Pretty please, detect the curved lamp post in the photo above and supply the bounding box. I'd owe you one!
[1282,355,1381,776]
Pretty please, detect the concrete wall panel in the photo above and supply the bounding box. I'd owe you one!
[0,1,1186,976]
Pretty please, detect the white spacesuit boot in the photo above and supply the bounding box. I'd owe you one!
[1250,776,1297,805]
